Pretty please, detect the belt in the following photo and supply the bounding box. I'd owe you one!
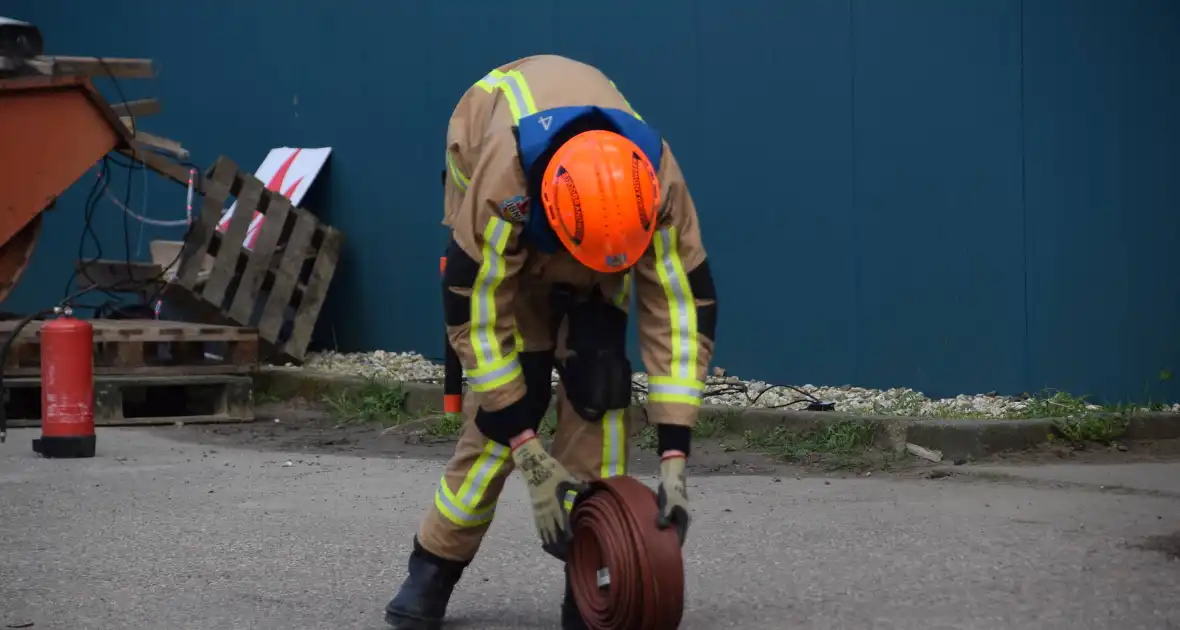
[567,475,685,629]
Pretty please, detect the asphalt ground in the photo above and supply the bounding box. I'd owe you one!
[2,427,1179,630]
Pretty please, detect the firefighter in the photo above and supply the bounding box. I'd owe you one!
[385,54,717,630]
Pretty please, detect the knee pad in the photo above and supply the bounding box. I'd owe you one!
[557,294,633,421]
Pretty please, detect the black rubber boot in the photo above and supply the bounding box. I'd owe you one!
[384,537,469,629]
[561,564,590,630]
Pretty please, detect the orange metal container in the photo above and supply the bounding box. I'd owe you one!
[0,74,132,304]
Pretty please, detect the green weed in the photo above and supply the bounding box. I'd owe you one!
[322,378,409,426]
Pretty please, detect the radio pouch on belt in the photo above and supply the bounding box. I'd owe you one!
[550,285,633,421]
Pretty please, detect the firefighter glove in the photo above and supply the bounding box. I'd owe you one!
[656,451,691,546]
[510,430,586,560]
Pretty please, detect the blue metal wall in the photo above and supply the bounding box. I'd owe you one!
[6,0,1178,402]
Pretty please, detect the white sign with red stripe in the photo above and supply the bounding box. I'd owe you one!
[217,147,332,250]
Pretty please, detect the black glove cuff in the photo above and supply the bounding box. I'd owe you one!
[656,423,692,457]
[474,397,537,447]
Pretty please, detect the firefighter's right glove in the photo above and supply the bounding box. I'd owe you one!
[510,430,586,560]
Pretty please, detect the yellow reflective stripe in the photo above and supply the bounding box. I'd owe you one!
[600,409,626,478]
[612,272,632,309]
[446,150,469,192]
[652,227,698,385]
[475,68,537,122]
[564,488,578,514]
[433,441,511,528]
[469,217,514,370]
[610,80,644,121]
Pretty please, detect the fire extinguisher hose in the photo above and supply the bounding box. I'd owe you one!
[567,475,686,630]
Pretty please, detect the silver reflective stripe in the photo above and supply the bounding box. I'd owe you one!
[482,72,532,119]
[458,442,508,507]
[436,485,495,525]
[649,382,702,398]
[466,358,519,389]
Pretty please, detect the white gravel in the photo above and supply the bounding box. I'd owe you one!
[300,350,1180,419]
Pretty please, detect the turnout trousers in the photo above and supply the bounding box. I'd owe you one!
[417,281,635,563]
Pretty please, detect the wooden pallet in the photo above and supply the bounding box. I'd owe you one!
[3,374,254,427]
[167,155,344,364]
[0,318,259,376]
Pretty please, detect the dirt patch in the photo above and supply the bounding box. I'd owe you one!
[983,438,1180,465]
[146,403,786,477]
[1133,530,1180,558]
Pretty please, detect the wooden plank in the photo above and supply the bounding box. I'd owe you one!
[31,55,156,79]
[0,319,259,344]
[257,214,316,343]
[175,157,237,289]
[4,374,254,427]
[283,227,344,359]
[73,259,165,293]
[123,129,190,161]
[228,193,292,323]
[111,98,160,118]
[203,175,266,308]
[118,146,192,188]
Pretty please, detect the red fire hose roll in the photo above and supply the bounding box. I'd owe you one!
[568,475,686,630]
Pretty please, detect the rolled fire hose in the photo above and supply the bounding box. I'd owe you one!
[568,475,686,630]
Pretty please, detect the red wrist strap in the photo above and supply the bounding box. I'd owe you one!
[661,449,686,461]
[509,429,537,451]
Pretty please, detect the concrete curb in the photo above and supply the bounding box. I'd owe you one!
[253,367,1180,460]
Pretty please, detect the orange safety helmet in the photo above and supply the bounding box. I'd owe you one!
[539,130,661,273]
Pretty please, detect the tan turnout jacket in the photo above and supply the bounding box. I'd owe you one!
[442,54,713,429]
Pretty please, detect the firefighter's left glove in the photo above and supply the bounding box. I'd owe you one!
[510,430,587,561]
[656,451,691,546]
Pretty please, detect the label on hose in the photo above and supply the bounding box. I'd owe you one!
[596,567,611,587]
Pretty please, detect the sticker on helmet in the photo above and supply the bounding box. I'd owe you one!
[555,166,585,245]
[605,253,629,269]
[632,152,652,231]
[498,195,530,223]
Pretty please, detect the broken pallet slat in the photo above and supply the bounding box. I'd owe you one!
[202,176,265,307]
[283,226,344,358]
[123,130,190,161]
[175,157,237,289]
[257,212,316,343]
[118,146,192,188]
[111,97,160,118]
[228,195,291,323]
[28,55,156,79]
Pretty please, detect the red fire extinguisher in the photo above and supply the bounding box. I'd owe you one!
[32,308,96,458]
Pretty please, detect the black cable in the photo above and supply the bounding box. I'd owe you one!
[64,53,207,315]
[93,56,140,290]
